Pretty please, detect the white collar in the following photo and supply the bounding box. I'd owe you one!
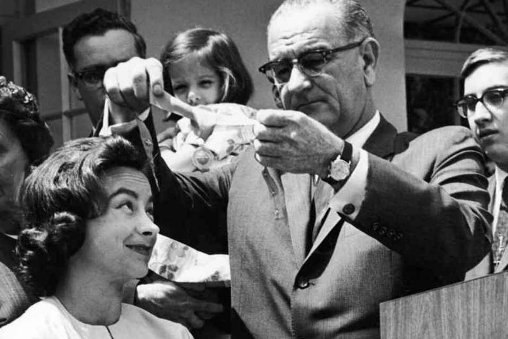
[346,110,380,148]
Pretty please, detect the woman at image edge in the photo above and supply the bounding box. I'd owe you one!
[0,76,53,327]
[0,136,193,339]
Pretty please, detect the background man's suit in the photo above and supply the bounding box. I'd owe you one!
[148,115,490,338]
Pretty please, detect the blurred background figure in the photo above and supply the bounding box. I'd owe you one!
[0,76,53,327]
[0,136,192,338]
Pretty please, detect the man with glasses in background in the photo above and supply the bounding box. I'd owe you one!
[102,0,491,337]
[62,8,147,127]
[458,48,508,276]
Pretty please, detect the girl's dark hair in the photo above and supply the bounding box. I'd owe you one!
[160,28,253,105]
[17,136,146,296]
[0,76,53,166]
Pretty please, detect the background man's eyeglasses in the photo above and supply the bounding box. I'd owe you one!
[71,64,118,89]
[72,66,109,89]
[258,38,366,85]
[455,88,508,118]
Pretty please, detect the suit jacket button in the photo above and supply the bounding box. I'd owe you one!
[297,278,310,289]
[343,203,355,215]
[372,222,380,232]
[378,226,387,236]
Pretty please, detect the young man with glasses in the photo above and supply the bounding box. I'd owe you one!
[458,48,508,276]
[102,0,491,337]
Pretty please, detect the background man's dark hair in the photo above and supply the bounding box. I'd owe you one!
[62,8,147,68]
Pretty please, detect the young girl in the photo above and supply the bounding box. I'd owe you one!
[158,28,254,172]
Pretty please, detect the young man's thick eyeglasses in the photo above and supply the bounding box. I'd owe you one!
[258,38,366,85]
[455,88,508,118]
[71,65,110,89]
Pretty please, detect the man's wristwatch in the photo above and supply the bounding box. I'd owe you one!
[323,141,353,185]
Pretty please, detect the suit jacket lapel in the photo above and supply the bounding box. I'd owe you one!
[304,115,398,261]
[311,179,334,241]
[306,205,342,258]
[468,175,493,275]
[362,115,398,158]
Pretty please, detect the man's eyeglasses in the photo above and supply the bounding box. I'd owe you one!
[71,65,110,89]
[258,38,366,85]
[455,88,508,118]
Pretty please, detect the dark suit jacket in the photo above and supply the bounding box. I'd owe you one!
[0,233,36,327]
[152,115,490,338]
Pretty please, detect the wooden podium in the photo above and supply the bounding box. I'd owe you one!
[380,271,508,338]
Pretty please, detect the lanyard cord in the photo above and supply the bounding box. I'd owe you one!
[105,325,114,339]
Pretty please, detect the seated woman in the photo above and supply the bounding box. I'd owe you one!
[0,76,53,326]
[0,136,192,338]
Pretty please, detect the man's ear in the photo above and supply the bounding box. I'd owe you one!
[67,73,83,101]
[360,37,379,87]
[272,84,284,109]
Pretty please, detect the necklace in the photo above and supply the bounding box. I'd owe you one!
[105,325,114,339]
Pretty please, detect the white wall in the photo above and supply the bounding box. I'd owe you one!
[363,0,407,130]
[132,0,408,131]
[405,39,485,77]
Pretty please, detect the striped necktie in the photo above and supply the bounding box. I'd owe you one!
[493,179,508,268]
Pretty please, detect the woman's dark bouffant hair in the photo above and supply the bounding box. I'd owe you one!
[16,136,147,297]
[160,27,253,105]
[0,76,53,166]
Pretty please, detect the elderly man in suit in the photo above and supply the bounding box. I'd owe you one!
[103,0,491,337]
[459,48,508,275]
